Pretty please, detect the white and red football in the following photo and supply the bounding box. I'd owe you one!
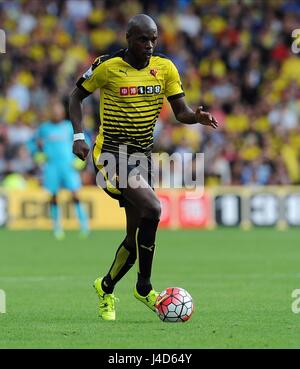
[155,287,194,323]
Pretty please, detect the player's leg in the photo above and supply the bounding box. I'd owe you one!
[62,165,89,236]
[49,194,64,239]
[122,175,161,303]
[100,202,139,294]
[44,163,64,239]
[70,191,89,237]
[94,202,139,320]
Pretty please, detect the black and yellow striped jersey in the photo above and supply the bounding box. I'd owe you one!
[76,49,184,153]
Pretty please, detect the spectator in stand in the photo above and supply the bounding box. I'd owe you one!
[0,142,7,181]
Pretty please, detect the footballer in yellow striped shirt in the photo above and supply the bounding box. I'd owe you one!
[69,14,218,321]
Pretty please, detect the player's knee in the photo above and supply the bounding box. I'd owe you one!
[142,199,161,220]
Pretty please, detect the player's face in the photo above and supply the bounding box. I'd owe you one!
[127,28,158,64]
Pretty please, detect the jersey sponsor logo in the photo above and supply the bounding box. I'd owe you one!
[120,85,161,96]
[146,86,153,94]
[120,87,129,95]
[129,86,137,95]
[154,85,161,94]
[137,86,145,94]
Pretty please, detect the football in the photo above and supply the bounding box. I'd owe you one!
[155,287,194,323]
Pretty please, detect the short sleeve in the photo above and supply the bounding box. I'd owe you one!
[76,56,108,95]
[165,61,185,101]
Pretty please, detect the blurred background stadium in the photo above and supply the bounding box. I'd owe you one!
[0,0,300,229]
[1,0,300,350]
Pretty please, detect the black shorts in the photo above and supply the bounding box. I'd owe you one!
[92,144,154,207]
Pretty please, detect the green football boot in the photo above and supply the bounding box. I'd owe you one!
[134,287,159,312]
[93,277,118,321]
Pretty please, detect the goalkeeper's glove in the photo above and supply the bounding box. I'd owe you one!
[34,152,47,164]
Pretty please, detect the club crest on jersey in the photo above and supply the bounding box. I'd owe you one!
[120,85,161,96]
[150,68,158,77]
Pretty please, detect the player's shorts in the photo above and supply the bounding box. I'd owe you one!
[43,162,81,194]
[92,144,154,207]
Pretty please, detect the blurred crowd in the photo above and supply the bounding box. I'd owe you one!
[1,0,300,189]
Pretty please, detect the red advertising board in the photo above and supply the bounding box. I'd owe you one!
[157,191,211,229]
[158,194,172,228]
[178,193,211,228]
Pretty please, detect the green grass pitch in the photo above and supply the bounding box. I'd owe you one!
[0,228,300,348]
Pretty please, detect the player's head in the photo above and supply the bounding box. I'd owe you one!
[51,102,65,123]
[126,14,158,63]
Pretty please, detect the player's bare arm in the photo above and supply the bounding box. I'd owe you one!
[170,96,218,129]
[69,87,90,160]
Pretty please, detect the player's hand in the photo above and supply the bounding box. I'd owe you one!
[73,140,90,161]
[195,106,218,129]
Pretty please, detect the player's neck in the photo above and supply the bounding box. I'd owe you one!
[123,50,149,70]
